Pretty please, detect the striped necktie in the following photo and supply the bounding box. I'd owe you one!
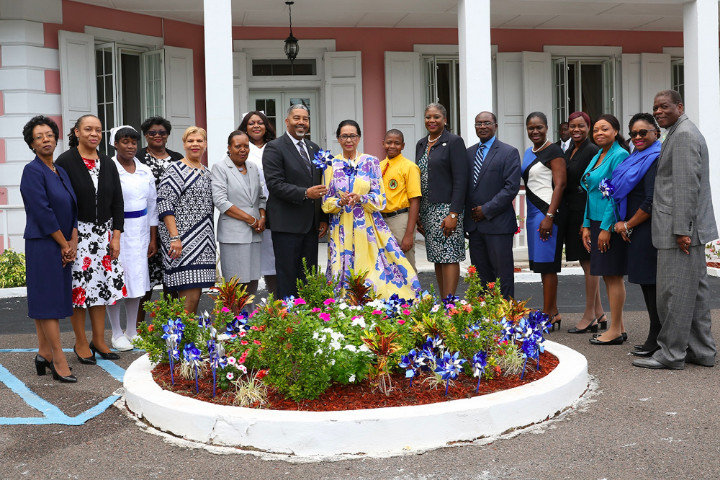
[297,140,311,173]
[472,144,486,185]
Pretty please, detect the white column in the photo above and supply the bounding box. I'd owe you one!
[203,0,235,169]
[458,0,492,144]
[683,0,720,232]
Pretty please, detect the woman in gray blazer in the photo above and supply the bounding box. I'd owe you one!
[211,131,267,296]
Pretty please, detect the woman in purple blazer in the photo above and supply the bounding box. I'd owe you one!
[20,116,78,383]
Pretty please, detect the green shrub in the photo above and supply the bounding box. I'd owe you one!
[0,249,26,288]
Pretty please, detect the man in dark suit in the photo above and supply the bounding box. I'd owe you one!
[262,104,328,299]
[464,111,521,299]
[633,90,718,370]
[555,121,571,153]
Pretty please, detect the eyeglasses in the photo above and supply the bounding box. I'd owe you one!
[33,132,55,140]
[338,134,360,141]
[629,129,650,138]
[475,121,496,127]
[147,130,168,137]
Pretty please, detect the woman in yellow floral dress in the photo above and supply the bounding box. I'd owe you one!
[321,120,420,299]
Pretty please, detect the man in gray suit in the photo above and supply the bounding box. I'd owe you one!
[633,90,718,370]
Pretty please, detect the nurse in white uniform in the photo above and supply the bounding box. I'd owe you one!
[106,126,158,351]
[239,111,277,296]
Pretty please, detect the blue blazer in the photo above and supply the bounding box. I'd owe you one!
[464,139,521,235]
[21,156,77,240]
[415,130,467,213]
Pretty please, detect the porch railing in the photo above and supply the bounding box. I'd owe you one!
[0,205,24,253]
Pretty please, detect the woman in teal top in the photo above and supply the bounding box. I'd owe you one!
[580,114,630,346]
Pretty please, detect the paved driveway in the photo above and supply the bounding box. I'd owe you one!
[1,273,718,479]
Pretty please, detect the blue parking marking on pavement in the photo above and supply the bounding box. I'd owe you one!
[0,347,129,425]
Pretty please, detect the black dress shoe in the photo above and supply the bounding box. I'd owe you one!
[74,346,96,365]
[589,335,625,345]
[89,341,120,360]
[568,319,598,334]
[634,344,644,350]
[630,347,659,357]
[48,361,77,383]
[34,354,52,376]
[632,357,683,370]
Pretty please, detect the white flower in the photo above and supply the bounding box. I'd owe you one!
[330,340,341,350]
[312,331,320,340]
[227,356,237,365]
[338,312,346,319]
[358,345,370,353]
[217,333,231,341]
[330,359,336,365]
[351,316,366,328]
[459,300,468,305]
[431,305,440,313]
[349,374,356,382]
[338,302,348,310]
[238,364,247,374]
[344,344,357,352]
[226,372,234,380]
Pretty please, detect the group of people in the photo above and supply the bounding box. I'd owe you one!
[20,89,716,384]
[509,90,716,370]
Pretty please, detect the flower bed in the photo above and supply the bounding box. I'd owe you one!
[135,266,558,408]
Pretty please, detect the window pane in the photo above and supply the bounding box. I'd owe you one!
[251,59,316,76]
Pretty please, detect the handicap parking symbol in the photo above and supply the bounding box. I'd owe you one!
[0,348,126,425]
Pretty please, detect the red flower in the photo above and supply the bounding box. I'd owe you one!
[102,255,112,271]
[488,282,496,289]
[82,257,91,271]
[147,324,154,332]
[72,287,86,306]
[467,265,477,275]
[256,369,268,380]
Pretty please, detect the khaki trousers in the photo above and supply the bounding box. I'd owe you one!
[382,211,416,271]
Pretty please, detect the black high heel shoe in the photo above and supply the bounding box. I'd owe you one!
[568,318,598,334]
[74,345,96,365]
[35,354,52,376]
[89,341,120,360]
[48,361,77,383]
[548,313,562,332]
[596,313,608,330]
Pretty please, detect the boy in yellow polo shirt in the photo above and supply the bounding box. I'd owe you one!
[380,129,421,270]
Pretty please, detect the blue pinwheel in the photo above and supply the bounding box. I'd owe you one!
[398,349,421,386]
[312,149,333,171]
[225,311,249,338]
[207,338,228,397]
[161,318,185,384]
[434,351,466,396]
[183,342,202,393]
[472,350,488,393]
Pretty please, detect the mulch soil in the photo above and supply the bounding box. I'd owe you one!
[151,351,558,412]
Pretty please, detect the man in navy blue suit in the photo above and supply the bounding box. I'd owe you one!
[464,111,521,299]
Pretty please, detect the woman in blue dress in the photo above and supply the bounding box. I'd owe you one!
[20,116,77,383]
[521,112,567,329]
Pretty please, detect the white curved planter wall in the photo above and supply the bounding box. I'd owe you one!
[123,340,588,457]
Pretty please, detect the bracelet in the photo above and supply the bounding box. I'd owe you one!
[546,212,555,218]
[624,222,633,236]
[170,235,181,242]
[304,189,309,200]
[249,217,258,227]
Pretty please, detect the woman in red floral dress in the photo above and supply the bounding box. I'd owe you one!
[56,115,126,364]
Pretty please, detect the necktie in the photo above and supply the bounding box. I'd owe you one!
[297,140,311,173]
[472,144,486,186]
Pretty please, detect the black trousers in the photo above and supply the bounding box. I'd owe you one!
[640,283,661,351]
[271,229,319,300]
[468,231,515,299]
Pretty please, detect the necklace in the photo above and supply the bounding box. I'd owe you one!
[427,134,441,143]
[531,139,550,153]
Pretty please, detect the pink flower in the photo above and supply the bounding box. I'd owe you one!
[227,356,236,365]
[241,340,248,345]
[401,304,409,308]
[221,307,230,313]
[312,307,322,313]
[294,298,307,306]
[238,364,247,374]
[318,312,331,322]
[402,309,411,315]
[239,330,247,337]
[250,325,259,330]
[397,319,406,325]
[253,339,262,345]
[372,309,382,315]
[323,298,335,305]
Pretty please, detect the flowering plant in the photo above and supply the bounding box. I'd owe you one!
[138,267,551,404]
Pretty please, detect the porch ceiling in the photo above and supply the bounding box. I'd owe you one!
[75,0,686,31]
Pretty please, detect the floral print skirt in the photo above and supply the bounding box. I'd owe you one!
[71,220,126,308]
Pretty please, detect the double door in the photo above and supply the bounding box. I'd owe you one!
[249,90,318,143]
